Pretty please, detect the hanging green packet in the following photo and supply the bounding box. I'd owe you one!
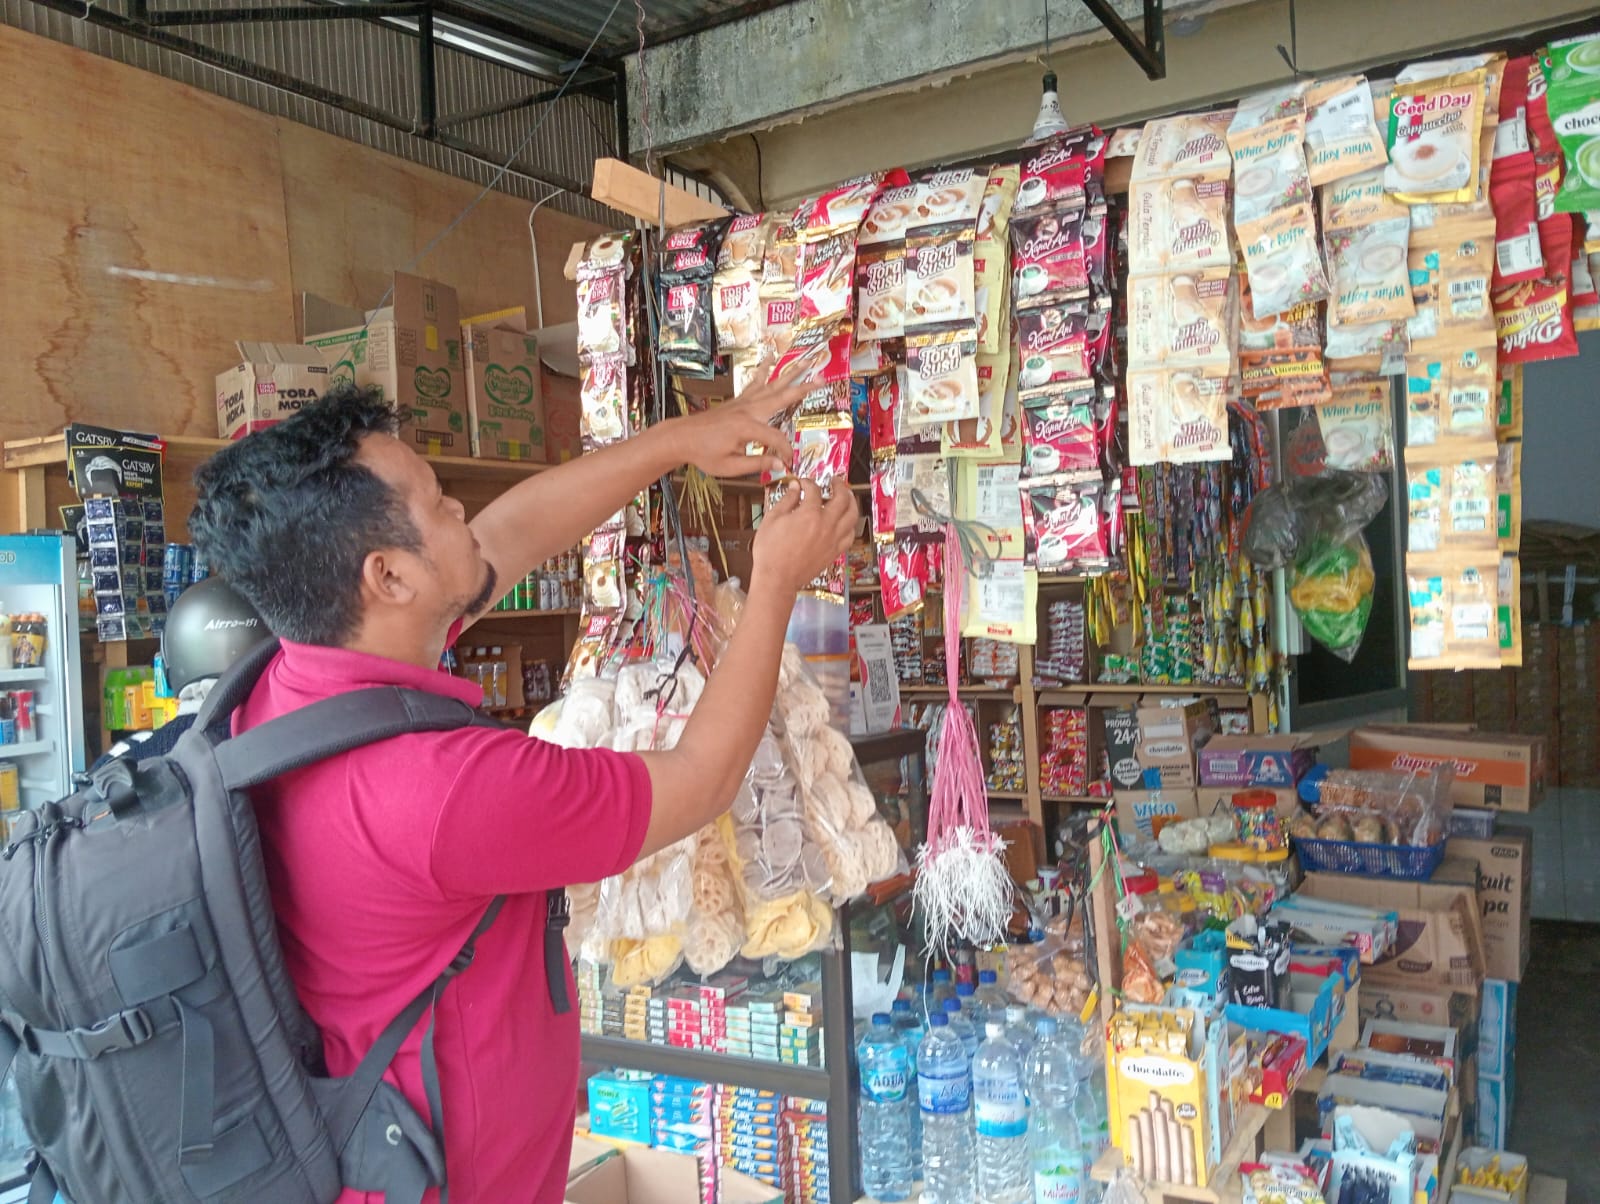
[1545,34,1600,213]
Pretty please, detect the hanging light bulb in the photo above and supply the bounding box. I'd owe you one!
[1031,69,1069,143]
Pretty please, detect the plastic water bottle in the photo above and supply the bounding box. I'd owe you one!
[943,996,980,1059]
[918,1012,976,1204]
[857,1013,915,1201]
[929,967,957,1013]
[974,1021,1031,1203]
[1027,1018,1085,1204]
[1074,1041,1110,1201]
[976,968,1009,1027]
[1005,1005,1037,1069]
[891,999,926,1178]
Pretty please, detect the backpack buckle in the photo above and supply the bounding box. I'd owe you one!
[546,889,570,934]
[71,1008,156,1059]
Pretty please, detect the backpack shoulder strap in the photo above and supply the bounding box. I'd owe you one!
[195,636,284,728]
[211,686,486,791]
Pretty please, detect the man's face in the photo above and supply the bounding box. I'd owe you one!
[356,434,497,623]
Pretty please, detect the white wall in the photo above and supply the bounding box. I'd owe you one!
[1522,328,1600,525]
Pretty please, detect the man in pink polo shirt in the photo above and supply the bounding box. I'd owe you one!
[188,374,856,1203]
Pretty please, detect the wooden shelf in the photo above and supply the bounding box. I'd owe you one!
[899,684,1019,700]
[1036,684,1253,704]
[1091,1102,1268,1203]
[4,431,551,485]
[1041,794,1112,805]
[465,608,580,629]
[985,790,1028,800]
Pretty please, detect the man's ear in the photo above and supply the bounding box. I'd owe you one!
[361,548,420,609]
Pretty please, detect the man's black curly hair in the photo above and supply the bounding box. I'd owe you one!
[189,383,423,646]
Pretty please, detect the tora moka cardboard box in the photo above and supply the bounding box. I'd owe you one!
[215,341,330,439]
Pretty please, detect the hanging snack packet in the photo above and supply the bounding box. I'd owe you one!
[975,166,1021,353]
[1403,345,1497,450]
[1133,112,1234,181]
[1229,118,1313,225]
[856,245,907,342]
[1407,462,1445,553]
[656,276,715,377]
[1327,216,1415,326]
[1011,205,1093,307]
[1127,367,1232,465]
[905,328,981,424]
[1016,126,1108,213]
[1023,390,1100,477]
[792,412,854,488]
[1497,440,1522,549]
[1496,362,1524,437]
[579,354,629,446]
[1022,475,1109,574]
[1237,205,1332,318]
[871,450,897,543]
[717,212,775,272]
[893,452,949,543]
[1384,70,1487,202]
[576,270,628,361]
[1407,553,1502,669]
[1317,381,1395,471]
[796,233,858,327]
[1305,75,1389,186]
[1127,267,1237,369]
[1323,167,1411,230]
[911,168,987,228]
[1490,152,1544,286]
[867,368,901,454]
[773,320,852,385]
[796,171,894,239]
[659,219,726,278]
[1544,35,1600,214]
[906,224,977,331]
[1237,284,1332,407]
[761,215,802,295]
[859,180,921,247]
[1499,553,1523,666]
[1493,273,1579,362]
[757,296,800,366]
[1016,303,1111,390]
[794,379,852,419]
[713,269,760,351]
[878,541,930,620]
[1128,175,1233,274]
[1324,319,1409,370]
[1407,229,1496,348]
[943,348,1011,458]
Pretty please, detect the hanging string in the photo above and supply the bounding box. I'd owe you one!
[634,0,655,176]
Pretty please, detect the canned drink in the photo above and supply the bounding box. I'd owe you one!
[162,542,193,586]
[189,548,209,583]
[13,691,32,737]
[0,762,17,811]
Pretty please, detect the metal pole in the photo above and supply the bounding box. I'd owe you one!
[417,0,436,139]
[141,3,427,24]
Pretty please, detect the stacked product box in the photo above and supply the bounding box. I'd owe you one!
[652,1076,718,1204]
[667,990,706,1050]
[716,1085,790,1198]
[696,974,748,1055]
[781,984,826,1069]
[576,962,605,1035]
[729,990,785,1062]
[623,985,652,1043]
[785,1097,831,1204]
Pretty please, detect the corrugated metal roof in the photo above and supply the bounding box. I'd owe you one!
[441,0,782,60]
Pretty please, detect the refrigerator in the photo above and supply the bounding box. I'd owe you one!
[0,532,88,1196]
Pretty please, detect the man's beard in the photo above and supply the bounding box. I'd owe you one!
[462,562,499,620]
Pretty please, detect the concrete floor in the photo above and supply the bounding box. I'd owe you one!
[1509,920,1600,1197]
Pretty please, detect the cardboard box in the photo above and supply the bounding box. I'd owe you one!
[566,1142,783,1204]
[304,272,468,455]
[1198,731,1320,789]
[1475,1061,1515,1150]
[1300,861,1487,991]
[1357,982,1479,1052]
[462,308,547,462]
[1348,726,1545,812]
[215,341,331,439]
[1447,826,1533,983]
[1102,705,1143,790]
[1114,788,1201,841]
[1135,700,1213,788]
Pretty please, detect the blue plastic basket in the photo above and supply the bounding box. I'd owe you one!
[1291,836,1447,880]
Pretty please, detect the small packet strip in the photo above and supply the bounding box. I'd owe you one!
[1315,378,1395,472]
[1305,75,1389,187]
[1020,473,1112,575]
[655,218,731,380]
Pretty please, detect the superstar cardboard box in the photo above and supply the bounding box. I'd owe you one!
[462,307,547,462]
[1301,858,1487,992]
[1446,826,1533,983]
[303,273,468,456]
[1347,726,1545,812]
[215,341,331,439]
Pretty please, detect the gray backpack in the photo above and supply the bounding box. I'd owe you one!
[0,637,570,1203]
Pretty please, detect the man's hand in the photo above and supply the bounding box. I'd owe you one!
[668,368,810,479]
[753,478,860,595]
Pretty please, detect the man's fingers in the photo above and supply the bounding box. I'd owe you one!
[768,480,803,515]
[739,417,794,463]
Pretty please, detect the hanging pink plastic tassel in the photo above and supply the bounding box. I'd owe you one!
[913,523,1013,957]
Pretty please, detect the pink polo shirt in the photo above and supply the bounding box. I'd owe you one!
[236,632,652,1203]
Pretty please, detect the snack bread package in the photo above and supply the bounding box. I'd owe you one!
[1406,552,1504,670]
[1127,366,1232,465]
[1402,346,1498,452]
